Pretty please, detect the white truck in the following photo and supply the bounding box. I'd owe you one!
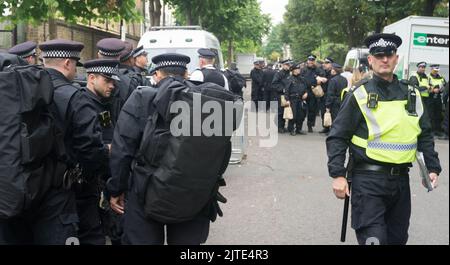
[383,16,449,80]
[236,53,256,77]
[138,26,224,74]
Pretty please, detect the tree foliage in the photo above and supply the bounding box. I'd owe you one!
[0,0,140,25]
[166,0,271,65]
[277,0,448,63]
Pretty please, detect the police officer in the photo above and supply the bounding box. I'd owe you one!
[262,63,277,111]
[409,62,431,113]
[428,64,447,136]
[318,57,333,134]
[119,41,146,92]
[285,63,309,135]
[301,55,324,133]
[96,39,138,122]
[325,63,348,123]
[327,33,441,245]
[108,53,214,245]
[8,41,37,65]
[190,48,229,90]
[250,60,264,111]
[81,59,122,245]
[39,39,111,244]
[132,45,152,86]
[272,59,293,133]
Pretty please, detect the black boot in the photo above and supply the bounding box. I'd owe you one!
[308,126,313,133]
[319,128,330,134]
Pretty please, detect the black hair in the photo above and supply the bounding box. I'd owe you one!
[159,66,187,77]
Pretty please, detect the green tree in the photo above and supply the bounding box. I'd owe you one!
[262,24,284,59]
[167,0,270,65]
[1,0,140,38]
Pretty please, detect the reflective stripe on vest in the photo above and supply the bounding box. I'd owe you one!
[428,75,445,89]
[340,87,350,101]
[350,85,423,163]
[414,73,430,97]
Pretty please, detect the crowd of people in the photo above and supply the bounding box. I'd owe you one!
[250,55,449,139]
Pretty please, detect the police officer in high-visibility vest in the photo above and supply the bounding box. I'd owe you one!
[327,33,441,245]
[428,64,447,136]
[409,62,431,113]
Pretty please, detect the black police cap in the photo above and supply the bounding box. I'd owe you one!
[280,59,293,65]
[307,55,317,61]
[364,33,402,55]
[417,62,427,68]
[97,38,125,57]
[39,39,84,66]
[324,57,334,63]
[290,63,302,70]
[430,64,440,70]
[84,59,120,81]
[152,53,191,70]
[8,41,37,58]
[120,41,134,62]
[133,45,147,58]
[198,48,216,59]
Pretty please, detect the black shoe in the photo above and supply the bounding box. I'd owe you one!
[319,128,330,134]
[308,127,313,133]
[290,131,296,136]
[297,130,307,135]
[278,128,286,134]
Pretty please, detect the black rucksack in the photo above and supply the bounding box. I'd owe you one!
[135,77,243,223]
[223,69,246,94]
[0,63,60,219]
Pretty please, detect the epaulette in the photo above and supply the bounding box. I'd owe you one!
[349,78,369,93]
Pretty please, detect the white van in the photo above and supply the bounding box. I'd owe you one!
[383,16,449,80]
[344,48,369,70]
[138,26,224,74]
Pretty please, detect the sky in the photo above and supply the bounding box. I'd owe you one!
[259,0,289,25]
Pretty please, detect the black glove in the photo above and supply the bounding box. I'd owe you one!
[208,182,228,222]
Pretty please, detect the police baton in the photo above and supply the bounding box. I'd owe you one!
[340,181,351,243]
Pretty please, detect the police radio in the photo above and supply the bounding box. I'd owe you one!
[367,93,379,109]
[406,86,418,117]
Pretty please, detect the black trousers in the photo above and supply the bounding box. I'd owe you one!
[288,99,306,132]
[317,97,327,128]
[429,94,443,133]
[278,94,286,129]
[73,177,105,245]
[122,191,210,245]
[307,96,318,128]
[351,170,411,245]
[0,188,78,245]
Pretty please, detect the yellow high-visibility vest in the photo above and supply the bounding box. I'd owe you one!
[351,85,423,164]
[413,72,430,98]
[428,75,445,90]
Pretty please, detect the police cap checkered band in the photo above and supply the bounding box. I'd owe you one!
[86,65,119,75]
[368,38,398,50]
[99,49,122,57]
[42,50,81,59]
[152,53,191,70]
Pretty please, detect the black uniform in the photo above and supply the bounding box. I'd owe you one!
[301,66,323,130]
[262,67,277,109]
[47,68,110,245]
[285,74,308,133]
[327,75,441,245]
[409,72,431,114]
[272,69,291,130]
[429,73,446,134]
[107,78,210,245]
[250,67,264,110]
[318,68,331,129]
[325,74,348,121]
[133,66,152,87]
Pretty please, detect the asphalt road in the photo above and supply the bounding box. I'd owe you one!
[206,84,449,245]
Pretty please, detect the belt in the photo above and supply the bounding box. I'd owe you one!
[354,163,409,176]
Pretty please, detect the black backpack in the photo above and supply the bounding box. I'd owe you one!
[223,69,246,94]
[0,63,60,219]
[135,77,243,223]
